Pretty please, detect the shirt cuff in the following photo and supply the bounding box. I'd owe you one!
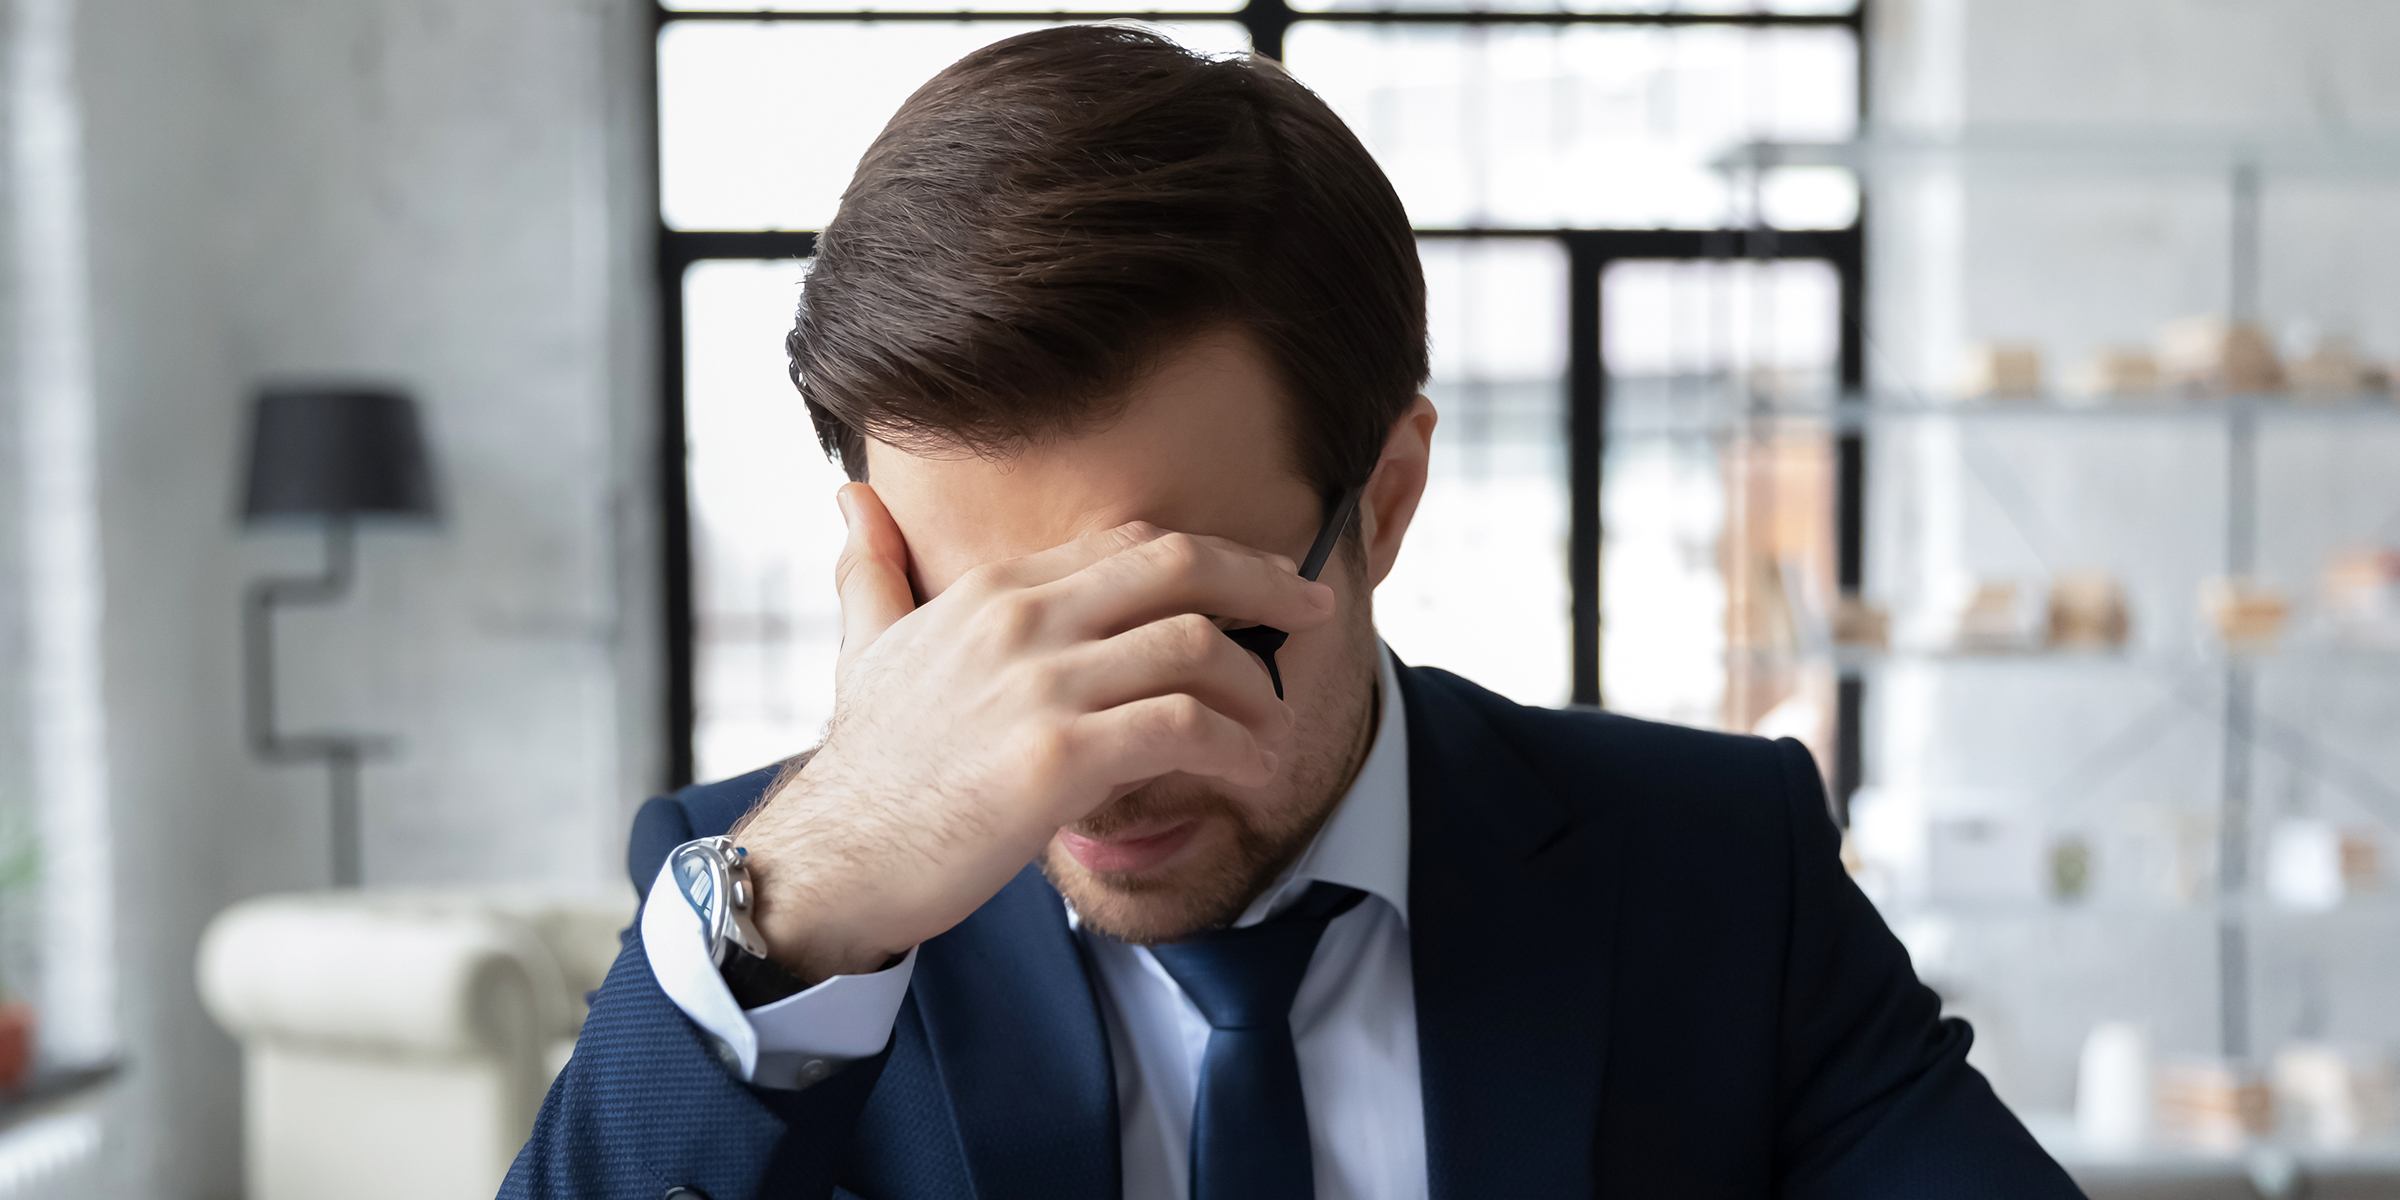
[641,856,917,1090]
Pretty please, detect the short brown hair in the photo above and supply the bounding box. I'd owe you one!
[787,25,1427,496]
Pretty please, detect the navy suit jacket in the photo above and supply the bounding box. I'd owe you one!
[502,664,2083,1200]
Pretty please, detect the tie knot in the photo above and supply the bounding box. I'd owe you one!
[1146,883,1366,1031]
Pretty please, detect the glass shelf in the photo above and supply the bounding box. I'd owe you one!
[1872,895,2400,923]
[1716,128,2400,182]
[2020,1111,2400,1186]
[1737,646,2400,676]
[1609,391,2400,438]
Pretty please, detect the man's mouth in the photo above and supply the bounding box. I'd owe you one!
[1056,819,1199,875]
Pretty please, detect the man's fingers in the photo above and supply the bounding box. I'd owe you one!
[1035,530,1332,638]
[982,522,1300,595]
[833,483,916,673]
[1042,614,1293,749]
[1062,693,1279,796]
[980,521,1175,593]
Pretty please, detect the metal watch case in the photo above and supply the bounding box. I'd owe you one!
[668,835,775,968]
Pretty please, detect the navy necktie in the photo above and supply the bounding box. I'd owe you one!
[1147,882,1367,1200]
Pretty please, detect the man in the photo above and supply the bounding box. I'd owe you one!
[505,25,2081,1200]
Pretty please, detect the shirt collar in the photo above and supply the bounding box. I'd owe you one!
[1229,643,1411,929]
[1064,644,1413,932]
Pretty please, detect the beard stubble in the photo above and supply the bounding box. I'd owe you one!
[1040,649,1381,946]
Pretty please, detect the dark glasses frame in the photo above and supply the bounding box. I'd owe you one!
[1224,484,1365,700]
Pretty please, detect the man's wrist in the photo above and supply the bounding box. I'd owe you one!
[741,852,910,984]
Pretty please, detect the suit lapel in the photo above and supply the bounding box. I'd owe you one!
[910,864,1120,1200]
[1402,666,1625,1200]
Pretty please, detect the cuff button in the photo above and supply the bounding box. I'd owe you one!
[665,1189,710,1199]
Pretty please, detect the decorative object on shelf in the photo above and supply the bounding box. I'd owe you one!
[1954,580,2036,652]
[2159,316,2284,395]
[2049,835,2093,902]
[2340,830,2382,894]
[2200,576,2290,650]
[2066,347,2162,400]
[2156,1056,2274,1151]
[2124,803,2219,907]
[2285,333,2371,399]
[1831,594,1890,651]
[2264,818,2348,911]
[0,1002,30,1094]
[1927,813,2044,904]
[2076,1021,2154,1154]
[2322,546,2400,648]
[2046,571,2131,650]
[0,806,41,1091]
[1958,341,2044,399]
[1844,789,2043,906]
[2273,1044,2399,1150]
[239,385,440,888]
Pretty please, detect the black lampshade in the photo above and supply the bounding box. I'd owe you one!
[241,386,438,521]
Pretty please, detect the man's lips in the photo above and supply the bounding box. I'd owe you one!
[1057,819,1198,874]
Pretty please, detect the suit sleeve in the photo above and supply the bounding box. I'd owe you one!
[498,915,895,1200]
[1764,738,2086,1200]
[505,783,889,1200]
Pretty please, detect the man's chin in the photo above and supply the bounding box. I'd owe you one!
[1041,834,1262,946]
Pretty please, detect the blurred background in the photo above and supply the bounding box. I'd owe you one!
[0,0,2395,1196]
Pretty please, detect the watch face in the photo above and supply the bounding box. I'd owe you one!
[671,842,725,943]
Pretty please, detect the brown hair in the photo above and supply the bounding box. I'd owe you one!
[787,24,1427,496]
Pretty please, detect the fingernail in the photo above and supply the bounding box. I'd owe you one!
[1259,751,1280,775]
[835,488,858,531]
[1305,581,1336,610]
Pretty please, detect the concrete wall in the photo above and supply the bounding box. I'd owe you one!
[1864,0,2400,1116]
[16,0,657,1194]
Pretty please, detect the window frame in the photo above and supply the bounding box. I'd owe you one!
[651,0,1870,796]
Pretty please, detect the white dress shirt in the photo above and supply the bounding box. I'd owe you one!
[646,647,1426,1200]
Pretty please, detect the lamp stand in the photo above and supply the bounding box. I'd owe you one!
[243,517,391,887]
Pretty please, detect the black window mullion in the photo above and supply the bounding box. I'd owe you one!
[658,240,697,787]
[1568,238,1606,708]
[655,6,1867,782]
[657,230,819,786]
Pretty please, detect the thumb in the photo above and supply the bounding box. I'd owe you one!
[832,482,915,675]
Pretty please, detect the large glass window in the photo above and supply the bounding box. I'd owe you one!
[1380,238,1572,706]
[656,2,1863,784]
[1601,258,1841,750]
[661,21,1250,231]
[682,259,848,779]
[1285,24,1856,229]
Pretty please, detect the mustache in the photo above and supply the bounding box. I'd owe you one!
[1071,778,1237,839]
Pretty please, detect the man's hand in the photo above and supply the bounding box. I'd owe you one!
[731,483,1336,983]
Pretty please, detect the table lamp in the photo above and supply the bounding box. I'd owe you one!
[240,385,438,887]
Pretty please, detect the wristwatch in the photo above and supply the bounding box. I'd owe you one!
[668,836,812,1009]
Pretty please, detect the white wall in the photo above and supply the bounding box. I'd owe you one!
[1864,0,2400,1114]
[21,0,657,1194]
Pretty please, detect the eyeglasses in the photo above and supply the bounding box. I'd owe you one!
[1223,484,1364,700]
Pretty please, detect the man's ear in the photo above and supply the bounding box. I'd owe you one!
[1358,394,1437,589]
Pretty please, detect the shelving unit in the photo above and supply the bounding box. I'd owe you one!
[1617,130,2400,1186]
[1631,386,2400,1050]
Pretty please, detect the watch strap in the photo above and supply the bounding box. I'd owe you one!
[721,946,811,1009]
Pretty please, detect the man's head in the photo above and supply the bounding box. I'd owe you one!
[787,26,1433,941]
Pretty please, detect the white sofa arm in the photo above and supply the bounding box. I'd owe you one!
[197,889,634,1200]
[197,895,569,1059]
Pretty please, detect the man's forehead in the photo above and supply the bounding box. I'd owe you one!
[858,330,1320,593]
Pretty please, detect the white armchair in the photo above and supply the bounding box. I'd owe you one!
[198,888,632,1200]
